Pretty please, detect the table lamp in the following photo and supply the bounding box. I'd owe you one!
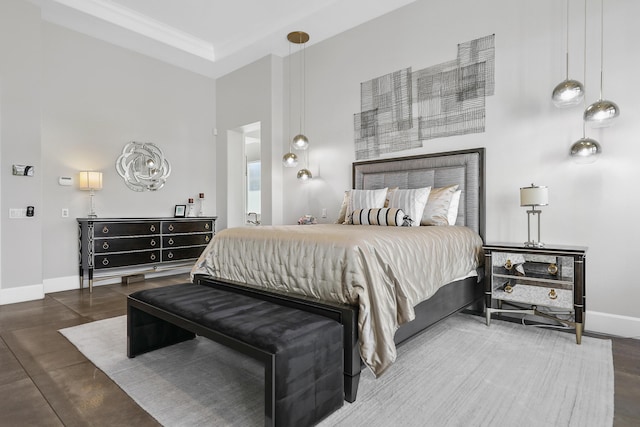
[520,184,548,247]
[79,171,103,218]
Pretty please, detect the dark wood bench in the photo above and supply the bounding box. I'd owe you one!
[127,283,344,427]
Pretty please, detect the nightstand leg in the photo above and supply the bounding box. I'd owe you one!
[575,323,583,345]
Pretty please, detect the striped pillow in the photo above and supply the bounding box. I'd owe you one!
[350,208,409,226]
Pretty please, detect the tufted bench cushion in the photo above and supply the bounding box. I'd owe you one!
[127,283,343,427]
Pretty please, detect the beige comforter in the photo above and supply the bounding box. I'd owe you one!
[191,224,483,376]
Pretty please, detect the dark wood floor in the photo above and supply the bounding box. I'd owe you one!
[1,274,638,426]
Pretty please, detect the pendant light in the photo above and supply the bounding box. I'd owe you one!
[583,0,619,127]
[571,0,601,163]
[286,31,312,181]
[552,0,584,108]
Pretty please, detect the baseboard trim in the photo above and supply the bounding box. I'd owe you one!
[586,310,640,339]
[44,276,79,293]
[0,283,45,305]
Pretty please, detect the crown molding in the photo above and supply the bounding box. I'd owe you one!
[51,0,215,62]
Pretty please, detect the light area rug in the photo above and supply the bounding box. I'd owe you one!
[59,314,613,427]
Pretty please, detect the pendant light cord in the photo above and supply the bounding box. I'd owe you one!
[599,0,604,100]
[288,41,293,152]
[582,0,587,137]
[565,0,570,80]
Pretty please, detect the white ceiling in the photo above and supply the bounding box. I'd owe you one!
[28,0,416,78]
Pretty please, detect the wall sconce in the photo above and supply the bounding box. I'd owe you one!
[520,184,548,248]
[78,171,103,218]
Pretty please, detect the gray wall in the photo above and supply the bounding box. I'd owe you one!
[0,0,43,296]
[0,0,216,300]
[217,0,640,335]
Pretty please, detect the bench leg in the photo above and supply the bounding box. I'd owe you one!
[265,355,276,427]
[127,304,195,358]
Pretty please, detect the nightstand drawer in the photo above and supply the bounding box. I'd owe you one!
[492,280,573,310]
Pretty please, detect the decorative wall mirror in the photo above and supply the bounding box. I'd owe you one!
[116,141,171,191]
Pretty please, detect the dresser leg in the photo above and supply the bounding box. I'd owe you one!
[485,308,491,326]
[575,323,583,345]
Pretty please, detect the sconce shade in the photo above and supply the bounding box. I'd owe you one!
[583,99,620,127]
[552,79,585,107]
[282,152,298,167]
[520,185,548,207]
[570,137,601,163]
[78,171,103,190]
[297,168,312,181]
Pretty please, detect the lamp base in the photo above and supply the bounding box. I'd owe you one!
[524,241,544,248]
[87,213,98,218]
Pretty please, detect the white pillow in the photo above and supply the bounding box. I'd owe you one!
[447,190,462,225]
[421,184,459,226]
[344,188,388,224]
[335,191,350,224]
[387,187,431,227]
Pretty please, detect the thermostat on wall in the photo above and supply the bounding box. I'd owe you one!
[58,176,73,186]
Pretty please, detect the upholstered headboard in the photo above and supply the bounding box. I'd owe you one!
[352,148,485,240]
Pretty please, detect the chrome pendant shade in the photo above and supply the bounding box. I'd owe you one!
[552,79,584,108]
[570,137,601,163]
[297,168,312,181]
[282,152,298,167]
[584,99,619,127]
[292,134,309,150]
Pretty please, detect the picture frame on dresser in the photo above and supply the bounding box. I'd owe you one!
[174,205,186,217]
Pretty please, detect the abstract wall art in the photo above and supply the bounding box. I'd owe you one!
[354,34,495,160]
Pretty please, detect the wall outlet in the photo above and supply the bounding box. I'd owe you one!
[62,208,69,218]
[321,208,327,218]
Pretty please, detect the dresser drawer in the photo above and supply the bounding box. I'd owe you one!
[162,246,206,262]
[162,220,213,234]
[94,250,161,269]
[95,236,160,253]
[94,222,160,237]
[163,233,212,248]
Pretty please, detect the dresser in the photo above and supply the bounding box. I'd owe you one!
[78,217,217,292]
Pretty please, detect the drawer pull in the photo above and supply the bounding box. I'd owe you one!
[205,223,210,230]
[102,226,109,234]
[504,283,514,293]
[167,252,174,259]
[150,239,157,247]
[102,258,110,266]
[102,242,109,250]
[547,263,558,275]
[150,253,157,261]
[504,259,513,270]
[168,224,174,232]
[150,225,156,232]
[548,289,558,300]
[168,238,174,245]
[205,235,210,242]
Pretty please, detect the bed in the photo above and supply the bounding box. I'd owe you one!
[192,148,485,402]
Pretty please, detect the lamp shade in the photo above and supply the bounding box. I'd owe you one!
[520,185,548,207]
[78,171,103,190]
